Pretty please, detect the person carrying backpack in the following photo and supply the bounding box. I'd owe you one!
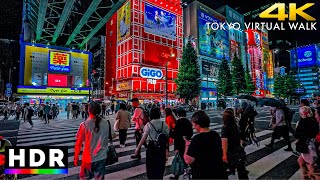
[133,106,169,179]
[131,98,149,159]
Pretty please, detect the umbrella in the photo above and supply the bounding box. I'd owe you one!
[259,98,284,108]
[237,95,258,103]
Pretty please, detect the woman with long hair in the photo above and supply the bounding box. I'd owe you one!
[221,110,249,179]
[74,101,115,180]
[115,103,131,147]
[165,108,176,145]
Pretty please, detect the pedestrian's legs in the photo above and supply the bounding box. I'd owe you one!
[236,162,249,179]
[67,111,70,119]
[282,126,292,149]
[146,147,166,179]
[82,111,85,119]
[119,129,127,145]
[135,130,142,155]
[27,116,33,127]
[298,155,309,179]
[16,112,20,120]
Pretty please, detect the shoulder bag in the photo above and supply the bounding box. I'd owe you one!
[106,120,118,165]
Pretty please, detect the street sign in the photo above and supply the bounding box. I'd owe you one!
[295,88,305,93]
[5,89,12,95]
[6,83,12,88]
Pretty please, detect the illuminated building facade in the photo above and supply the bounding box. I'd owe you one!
[290,44,320,97]
[105,0,183,101]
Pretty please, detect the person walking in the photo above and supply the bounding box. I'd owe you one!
[43,102,51,124]
[171,108,193,179]
[133,107,169,179]
[72,103,78,119]
[111,103,115,114]
[52,104,58,120]
[131,98,147,159]
[81,103,86,119]
[115,103,131,147]
[221,110,249,179]
[184,111,227,179]
[296,106,319,179]
[15,104,22,120]
[165,108,176,145]
[25,103,34,128]
[66,103,71,119]
[266,105,293,151]
[101,103,106,117]
[74,101,116,180]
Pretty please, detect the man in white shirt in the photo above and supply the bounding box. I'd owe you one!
[266,106,292,151]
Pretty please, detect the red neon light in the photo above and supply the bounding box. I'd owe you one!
[48,74,68,87]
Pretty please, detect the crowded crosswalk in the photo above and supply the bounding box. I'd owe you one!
[9,109,302,180]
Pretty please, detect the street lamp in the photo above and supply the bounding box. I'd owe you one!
[161,51,175,107]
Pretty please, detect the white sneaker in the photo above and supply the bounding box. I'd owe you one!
[120,144,125,148]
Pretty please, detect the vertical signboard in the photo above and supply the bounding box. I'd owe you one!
[198,9,230,60]
[261,29,269,50]
[117,1,131,42]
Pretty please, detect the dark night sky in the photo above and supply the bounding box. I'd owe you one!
[0,0,319,70]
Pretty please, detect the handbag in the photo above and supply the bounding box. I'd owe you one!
[296,139,309,154]
[171,152,185,176]
[114,120,119,131]
[106,120,118,165]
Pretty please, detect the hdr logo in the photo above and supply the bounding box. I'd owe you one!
[5,146,68,175]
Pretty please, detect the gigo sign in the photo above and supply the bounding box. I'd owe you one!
[140,67,163,80]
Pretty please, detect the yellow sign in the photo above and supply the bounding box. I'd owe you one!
[49,51,70,66]
[18,87,90,95]
[117,82,131,91]
[117,1,131,42]
[259,3,316,21]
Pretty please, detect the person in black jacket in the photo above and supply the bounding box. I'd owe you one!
[171,108,193,179]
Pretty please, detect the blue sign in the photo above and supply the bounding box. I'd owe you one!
[6,83,12,88]
[291,45,317,68]
[5,89,12,95]
[140,67,163,79]
[144,3,176,40]
[198,10,230,61]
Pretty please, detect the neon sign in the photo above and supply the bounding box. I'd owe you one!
[48,51,71,73]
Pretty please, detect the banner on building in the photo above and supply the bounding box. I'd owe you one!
[230,40,240,60]
[198,9,230,60]
[48,51,71,73]
[117,1,131,42]
[261,29,269,50]
[201,60,219,81]
[291,45,317,68]
[144,3,176,40]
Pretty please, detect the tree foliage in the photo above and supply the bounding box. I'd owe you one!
[217,58,232,98]
[274,74,298,98]
[175,40,201,102]
[231,53,246,94]
[245,70,255,95]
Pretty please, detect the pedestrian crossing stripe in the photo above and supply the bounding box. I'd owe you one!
[16,120,302,180]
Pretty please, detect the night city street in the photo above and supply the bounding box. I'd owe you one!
[1,0,320,179]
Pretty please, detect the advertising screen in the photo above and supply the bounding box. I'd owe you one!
[22,43,91,86]
[202,60,219,81]
[198,10,230,60]
[144,3,176,40]
[291,45,317,68]
[117,1,131,42]
[267,51,274,78]
[48,51,71,73]
[245,29,261,47]
[261,29,269,50]
[47,74,68,87]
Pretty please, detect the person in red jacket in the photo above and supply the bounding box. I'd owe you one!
[165,108,176,145]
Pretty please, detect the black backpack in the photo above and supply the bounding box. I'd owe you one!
[28,108,34,117]
[149,122,168,149]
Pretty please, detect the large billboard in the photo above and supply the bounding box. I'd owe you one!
[144,3,176,40]
[245,29,261,47]
[117,1,131,42]
[291,45,317,68]
[198,9,230,60]
[21,43,91,88]
[230,40,239,60]
[201,60,219,81]
[261,29,269,50]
